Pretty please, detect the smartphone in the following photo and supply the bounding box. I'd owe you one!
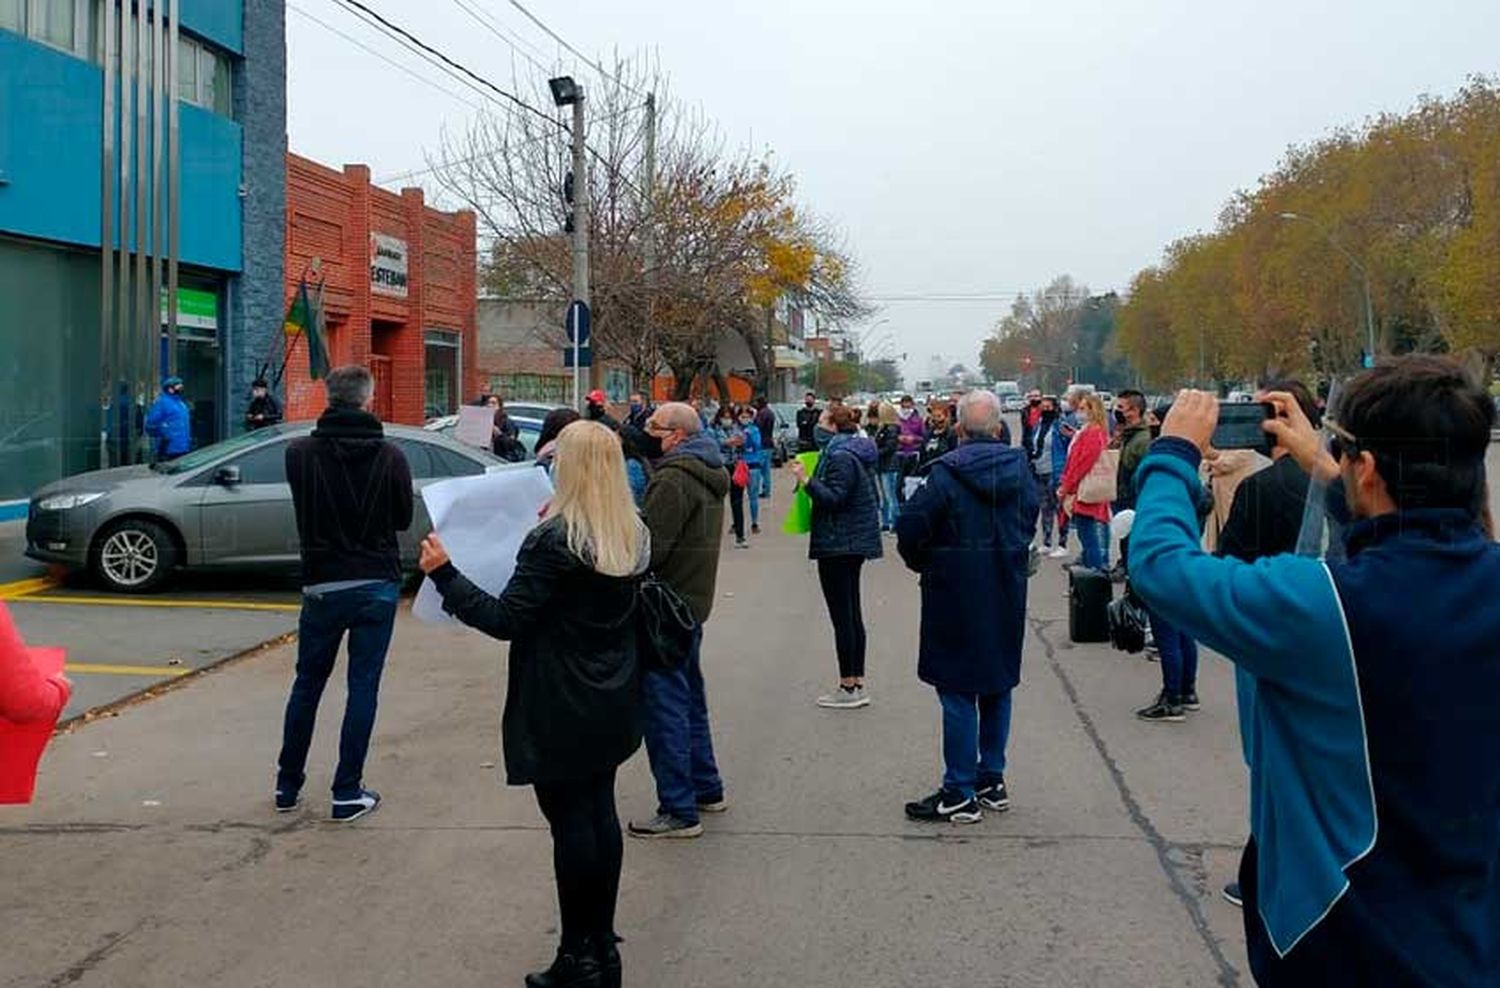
[1212,401,1274,455]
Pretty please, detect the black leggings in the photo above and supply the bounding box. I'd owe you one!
[726,467,745,539]
[532,768,623,951]
[817,555,867,679]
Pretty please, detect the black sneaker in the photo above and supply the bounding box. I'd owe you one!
[1136,692,1186,723]
[1222,882,1243,908]
[598,935,622,988]
[329,789,381,823]
[274,789,301,813]
[976,778,1011,812]
[1181,690,1201,711]
[524,942,603,988]
[904,788,982,824]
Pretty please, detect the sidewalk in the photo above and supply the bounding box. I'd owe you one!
[0,511,1251,987]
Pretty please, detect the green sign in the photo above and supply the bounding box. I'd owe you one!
[159,287,218,331]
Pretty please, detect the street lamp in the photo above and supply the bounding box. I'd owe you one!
[1280,211,1377,365]
[548,76,582,106]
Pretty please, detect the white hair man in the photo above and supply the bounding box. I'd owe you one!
[895,389,1039,822]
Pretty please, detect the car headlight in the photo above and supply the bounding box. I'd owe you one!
[37,492,106,511]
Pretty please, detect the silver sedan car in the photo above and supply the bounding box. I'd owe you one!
[25,423,518,593]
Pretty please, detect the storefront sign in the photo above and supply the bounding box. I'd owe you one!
[159,286,218,331]
[370,233,409,298]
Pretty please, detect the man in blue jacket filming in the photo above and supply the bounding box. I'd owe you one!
[1131,355,1498,986]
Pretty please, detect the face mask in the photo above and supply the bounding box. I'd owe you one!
[629,401,642,411]
[1029,398,1040,406]
[899,406,915,419]
[637,432,665,460]
[1113,410,1127,425]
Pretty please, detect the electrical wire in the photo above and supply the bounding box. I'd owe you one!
[504,0,646,97]
[445,0,554,78]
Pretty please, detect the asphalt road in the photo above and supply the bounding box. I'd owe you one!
[1,477,1253,988]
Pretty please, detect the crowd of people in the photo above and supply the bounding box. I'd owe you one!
[9,357,1491,986]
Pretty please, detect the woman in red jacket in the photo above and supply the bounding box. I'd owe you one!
[0,603,70,725]
[1057,393,1112,571]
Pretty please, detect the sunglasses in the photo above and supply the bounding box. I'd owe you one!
[1326,419,1360,461]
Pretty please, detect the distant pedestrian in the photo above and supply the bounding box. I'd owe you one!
[1027,396,1062,554]
[276,365,412,823]
[420,420,648,988]
[1057,393,1112,570]
[625,391,654,432]
[895,393,925,495]
[897,390,1038,823]
[489,396,525,463]
[1019,389,1044,452]
[0,602,71,726]
[795,391,821,453]
[630,402,729,839]
[584,389,620,431]
[245,377,283,431]
[535,407,582,474]
[618,425,655,509]
[918,406,958,470]
[712,405,750,549]
[752,396,776,500]
[736,405,766,535]
[864,400,882,440]
[789,404,882,709]
[144,376,191,461]
[874,402,902,531]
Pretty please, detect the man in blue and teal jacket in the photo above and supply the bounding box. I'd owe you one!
[1130,356,1499,986]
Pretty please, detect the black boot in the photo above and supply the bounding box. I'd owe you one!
[523,941,603,988]
[597,935,622,988]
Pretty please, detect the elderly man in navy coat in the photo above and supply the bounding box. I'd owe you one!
[896,389,1039,824]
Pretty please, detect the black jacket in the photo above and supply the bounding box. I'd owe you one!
[432,516,649,786]
[1218,455,1314,563]
[805,433,883,561]
[245,393,283,430]
[285,407,413,585]
[875,424,901,473]
[795,404,821,449]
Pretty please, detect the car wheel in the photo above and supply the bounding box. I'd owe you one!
[93,518,178,594]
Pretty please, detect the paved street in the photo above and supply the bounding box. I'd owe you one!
[1,475,1254,988]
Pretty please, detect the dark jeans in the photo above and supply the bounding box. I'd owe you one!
[276,581,400,800]
[726,467,746,540]
[1149,609,1199,696]
[534,768,623,952]
[939,689,1013,799]
[1034,470,1059,545]
[879,470,900,529]
[642,627,723,824]
[817,555,867,679]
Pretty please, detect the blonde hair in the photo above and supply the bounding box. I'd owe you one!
[1078,393,1108,428]
[544,421,644,577]
[877,401,899,427]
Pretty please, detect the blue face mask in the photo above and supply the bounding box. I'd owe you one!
[629,401,642,412]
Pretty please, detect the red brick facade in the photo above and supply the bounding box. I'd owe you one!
[282,154,478,424]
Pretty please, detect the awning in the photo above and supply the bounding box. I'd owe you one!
[773,346,811,370]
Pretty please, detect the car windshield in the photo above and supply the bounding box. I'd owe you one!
[154,425,298,474]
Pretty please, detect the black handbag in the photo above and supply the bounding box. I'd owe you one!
[636,574,698,671]
[1107,591,1149,653]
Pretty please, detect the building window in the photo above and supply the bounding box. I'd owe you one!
[603,368,631,403]
[178,33,232,116]
[4,0,98,58]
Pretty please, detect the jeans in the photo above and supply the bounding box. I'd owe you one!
[641,627,723,824]
[757,457,773,499]
[746,469,761,528]
[1034,470,1058,545]
[726,467,746,540]
[1073,515,1109,570]
[879,470,900,529]
[276,580,400,800]
[533,768,623,951]
[938,689,1013,799]
[817,555,867,679]
[1150,609,1199,696]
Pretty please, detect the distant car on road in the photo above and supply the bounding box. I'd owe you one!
[1001,394,1028,413]
[769,403,800,466]
[425,413,545,457]
[25,423,518,593]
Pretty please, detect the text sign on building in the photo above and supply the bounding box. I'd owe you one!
[159,287,218,330]
[370,233,409,298]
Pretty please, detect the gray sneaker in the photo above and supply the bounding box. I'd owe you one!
[627,813,704,839]
[816,685,870,709]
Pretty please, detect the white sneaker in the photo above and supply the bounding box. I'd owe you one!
[1048,546,1069,559]
[816,685,870,709]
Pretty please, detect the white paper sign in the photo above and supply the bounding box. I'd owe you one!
[454,405,495,448]
[412,467,555,629]
[370,232,409,297]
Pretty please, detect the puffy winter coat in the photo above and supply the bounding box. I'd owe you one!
[804,432,883,561]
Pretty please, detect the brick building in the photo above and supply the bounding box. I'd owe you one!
[282,153,478,424]
[477,297,631,406]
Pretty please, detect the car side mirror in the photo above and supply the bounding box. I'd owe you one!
[215,465,241,487]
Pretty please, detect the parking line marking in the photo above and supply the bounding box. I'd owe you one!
[0,576,59,600]
[20,595,301,613]
[66,663,194,677]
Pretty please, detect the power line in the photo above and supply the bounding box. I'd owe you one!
[445,0,553,78]
[288,4,487,114]
[504,0,646,97]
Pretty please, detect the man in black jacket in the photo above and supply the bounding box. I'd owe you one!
[275,365,413,823]
[245,377,283,431]
[795,391,821,453]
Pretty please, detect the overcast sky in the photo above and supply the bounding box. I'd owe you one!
[287,0,1500,383]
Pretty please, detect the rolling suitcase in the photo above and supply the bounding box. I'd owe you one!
[1068,567,1112,643]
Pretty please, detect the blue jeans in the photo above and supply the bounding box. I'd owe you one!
[757,457,772,498]
[879,470,900,529]
[1034,470,1058,545]
[277,581,400,800]
[746,472,761,527]
[1150,609,1199,696]
[938,689,1013,799]
[641,627,723,824]
[1073,515,1109,570]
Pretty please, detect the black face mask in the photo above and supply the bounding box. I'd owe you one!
[1113,410,1127,425]
[635,431,665,461]
[1028,398,1041,406]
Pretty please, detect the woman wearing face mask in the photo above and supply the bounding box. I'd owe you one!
[735,406,766,535]
[418,421,649,988]
[919,406,959,470]
[1029,396,1066,554]
[1057,393,1112,570]
[713,405,750,549]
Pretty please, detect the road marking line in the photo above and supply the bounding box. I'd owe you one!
[66,663,194,677]
[0,576,59,600]
[20,595,301,612]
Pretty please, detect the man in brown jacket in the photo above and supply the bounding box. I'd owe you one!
[629,403,731,839]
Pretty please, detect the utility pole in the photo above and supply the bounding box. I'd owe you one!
[570,87,590,410]
[642,92,656,399]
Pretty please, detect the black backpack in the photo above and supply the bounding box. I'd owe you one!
[636,574,698,671]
